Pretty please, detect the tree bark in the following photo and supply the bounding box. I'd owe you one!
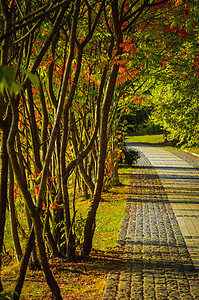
[44,209,61,258]
[8,162,23,261]
[83,0,123,256]
[0,0,12,291]
[13,229,35,300]
[59,0,81,258]
[7,97,63,299]
[82,61,120,256]
[26,84,42,172]
[0,122,10,292]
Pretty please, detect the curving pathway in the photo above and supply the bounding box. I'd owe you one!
[103,143,199,300]
[131,143,199,269]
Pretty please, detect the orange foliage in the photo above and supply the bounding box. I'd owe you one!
[120,37,137,57]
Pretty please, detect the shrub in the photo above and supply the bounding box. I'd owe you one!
[121,148,140,166]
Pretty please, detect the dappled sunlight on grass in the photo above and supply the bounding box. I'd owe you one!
[93,168,132,250]
[2,248,126,299]
[2,167,132,299]
[126,134,164,144]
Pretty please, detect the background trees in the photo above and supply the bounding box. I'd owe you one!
[134,1,199,145]
[0,0,198,298]
[148,30,199,145]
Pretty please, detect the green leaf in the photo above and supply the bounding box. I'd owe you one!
[0,66,39,97]
[0,65,23,97]
[185,22,193,33]
[21,69,40,86]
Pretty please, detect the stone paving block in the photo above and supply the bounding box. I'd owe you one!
[103,146,199,300]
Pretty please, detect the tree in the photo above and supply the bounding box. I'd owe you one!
[1,0,197,298]
[143,1,199,145]
[0,0,72,298]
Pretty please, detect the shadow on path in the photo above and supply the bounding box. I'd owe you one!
[103,152,199,300]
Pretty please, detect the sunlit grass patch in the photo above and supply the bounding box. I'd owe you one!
[93,198,125,250]
[75,167,131,251]
[20,280,49,300]
[2,166,132,299]
[93,169,131,250]
[126,134,164,144]
[59,274,106,300]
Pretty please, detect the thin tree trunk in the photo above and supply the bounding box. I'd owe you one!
[16,132,41,269]
[0,123,9,292]
[26,84,42,172]
[44,209,60,258]
[33,214,63,299]
[82,62,120,256]
[13,229,35,300]
[25,205,41,270]
[83,1,123,255]
[60,0,82,258]
[36,1,80,213]
[0,0,12,290]
[8,161,23,261]
[38,75,49,162]
[7,97,63,300]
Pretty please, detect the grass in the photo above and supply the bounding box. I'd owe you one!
[126,134,164,144]
[3,134,198,299]
[93,167,131,250]
[72,168,130,251]
[4,211,14,255]
[2,167,131,299]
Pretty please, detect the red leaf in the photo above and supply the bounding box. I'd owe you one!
[161,59,167,68]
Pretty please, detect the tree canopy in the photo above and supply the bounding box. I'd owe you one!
[0,0,198,298]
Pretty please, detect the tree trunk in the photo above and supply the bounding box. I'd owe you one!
[7,97,63,300]
[26,84,42,172]
[8,162,22,261]
[0,122,9,292]
[44,209,60,258]
[82,62,120,256]
[33,214,63,299]
[25,205,41,270]
[0,0,12,290]
[83,0,123,256]
[13,229,35,300]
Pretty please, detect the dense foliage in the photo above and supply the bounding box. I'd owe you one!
[0,0,198,298]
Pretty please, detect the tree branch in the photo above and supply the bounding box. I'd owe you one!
[0,0,71,43]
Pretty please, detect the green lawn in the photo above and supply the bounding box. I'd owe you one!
[2,167,131,300]
[126,134,164,144]
[75,167,131,251]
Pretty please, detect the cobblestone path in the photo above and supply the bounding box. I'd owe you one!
[103,148,199,300]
